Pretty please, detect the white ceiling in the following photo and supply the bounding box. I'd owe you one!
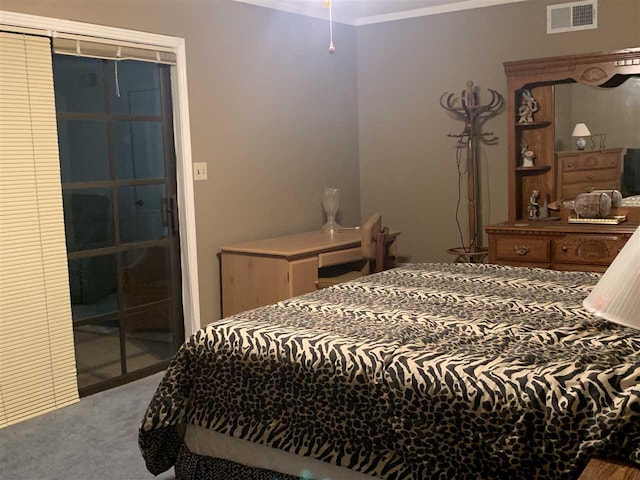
[233,0,528,26]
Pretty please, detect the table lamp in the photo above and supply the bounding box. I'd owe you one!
[583,225,640,330]
[572,123,591,150]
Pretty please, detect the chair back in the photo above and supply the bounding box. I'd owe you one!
[316,214,394,289]
[362,213,396,273]
[361,214,382,260]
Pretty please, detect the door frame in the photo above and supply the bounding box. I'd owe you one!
[0,10,201,337]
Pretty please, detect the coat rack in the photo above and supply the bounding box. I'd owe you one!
[440,81,503,262]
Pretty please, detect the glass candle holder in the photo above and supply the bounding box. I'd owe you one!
[321,186,341,233]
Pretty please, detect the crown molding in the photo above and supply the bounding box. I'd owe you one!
[356,0,529,26]
[233,0,529,27]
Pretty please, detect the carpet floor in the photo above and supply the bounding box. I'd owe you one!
[0,371,175,480]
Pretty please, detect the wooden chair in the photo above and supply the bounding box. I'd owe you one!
[316,213,395,289]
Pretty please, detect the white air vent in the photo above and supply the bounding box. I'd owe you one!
[547,0,597,34]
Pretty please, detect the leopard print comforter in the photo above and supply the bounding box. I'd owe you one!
[139,263,640,479]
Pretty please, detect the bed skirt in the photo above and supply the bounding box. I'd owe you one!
[175,444,300,480]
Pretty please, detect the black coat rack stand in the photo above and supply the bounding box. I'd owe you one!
[440,81,503,263]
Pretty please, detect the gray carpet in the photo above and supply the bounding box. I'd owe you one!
[0,372,175,480]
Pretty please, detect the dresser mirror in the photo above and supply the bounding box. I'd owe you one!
[554,76,640,204]
[500,48,640,221]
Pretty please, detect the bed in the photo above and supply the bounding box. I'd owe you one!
[139,263,640,479]
[621,195,640,207]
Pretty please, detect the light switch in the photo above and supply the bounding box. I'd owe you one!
[193,162,208,181]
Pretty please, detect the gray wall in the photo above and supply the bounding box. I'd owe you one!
[357,0,640,263]
[2,0,639,326]
[1,0,361,326]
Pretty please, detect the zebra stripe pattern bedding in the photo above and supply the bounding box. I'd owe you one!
[139,263,640,479]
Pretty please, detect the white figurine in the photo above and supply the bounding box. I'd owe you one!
[517,89,539,123]
[522,150,535,167]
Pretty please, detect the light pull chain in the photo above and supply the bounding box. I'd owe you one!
[114,46,122,98]
[325,0,335,53]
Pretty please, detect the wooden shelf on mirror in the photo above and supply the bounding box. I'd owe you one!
[515,121,552,129]
[516,165,551,174]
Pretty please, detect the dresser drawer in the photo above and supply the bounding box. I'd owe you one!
[562,167,618,186]
[553,235,627,265]
[561,180,620,200]
[562,153,618,171]
[495,237,550,262]
[557,149,622,200]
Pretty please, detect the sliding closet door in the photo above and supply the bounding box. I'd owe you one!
[52,55,184,395]
[0,32,78,426]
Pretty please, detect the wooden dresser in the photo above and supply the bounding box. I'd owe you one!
[486,221,637,272]
[557,148,623,200]
[486,49,640,272]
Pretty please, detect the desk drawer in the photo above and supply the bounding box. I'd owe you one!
[318,247,362,267]
[553,235,626,266]
[495,237,550,262]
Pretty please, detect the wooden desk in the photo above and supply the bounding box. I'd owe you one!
[220,230,397,317]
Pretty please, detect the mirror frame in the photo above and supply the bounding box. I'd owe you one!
[504,48,640,222]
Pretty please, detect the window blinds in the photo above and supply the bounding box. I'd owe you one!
[0,32,78,427]
[52,33,177,65]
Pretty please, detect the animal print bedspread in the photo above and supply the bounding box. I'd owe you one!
[139,263,640,479]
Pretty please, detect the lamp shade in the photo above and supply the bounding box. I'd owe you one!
[572,123,592,137]
[583,225,640,330]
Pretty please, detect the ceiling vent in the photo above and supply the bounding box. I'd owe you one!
[547,0,597,34]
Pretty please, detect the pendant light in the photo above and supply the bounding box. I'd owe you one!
[324,0,335,53]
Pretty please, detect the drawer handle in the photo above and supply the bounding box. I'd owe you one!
[562,246,568,253]
[514,246,529,256]
[587,175,594,180]
[586,186,595,193]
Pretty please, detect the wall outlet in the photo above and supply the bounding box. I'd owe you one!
[193,162,208,181]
